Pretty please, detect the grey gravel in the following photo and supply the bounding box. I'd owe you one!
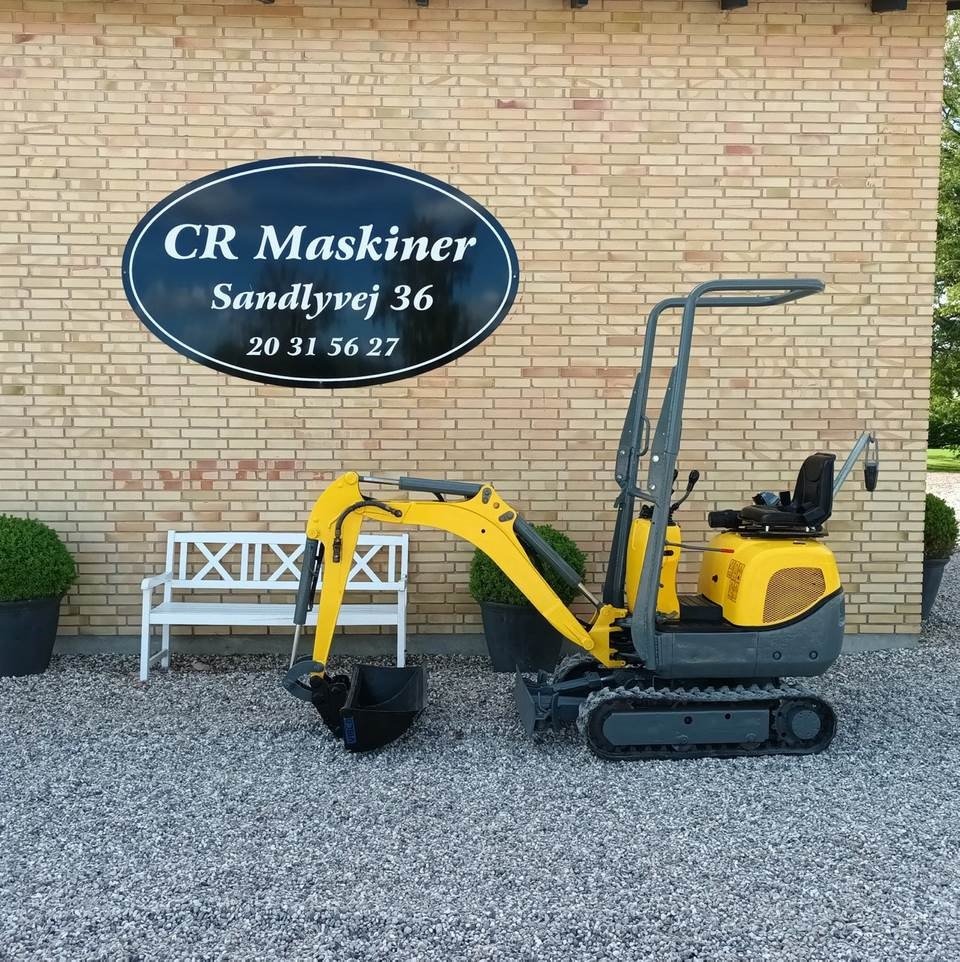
[4,488,960,960]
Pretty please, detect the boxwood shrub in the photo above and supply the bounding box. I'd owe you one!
[923,494,957,559]
[469,523,586,608]
[0,515,76,602]
[925,494,958,561]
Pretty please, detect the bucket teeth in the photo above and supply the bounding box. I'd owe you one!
[309,674,351,738]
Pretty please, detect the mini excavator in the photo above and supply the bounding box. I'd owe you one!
[284,278,880,759]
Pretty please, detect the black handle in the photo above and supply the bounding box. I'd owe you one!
[864,435,879,493]
[670,470,701,514]
[514,517,583,591]
[294,538,321,626]
[398,477,483,499]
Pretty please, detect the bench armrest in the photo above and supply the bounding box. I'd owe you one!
[141,571,173,591]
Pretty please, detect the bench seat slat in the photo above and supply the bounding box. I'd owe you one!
[148,601,401,627]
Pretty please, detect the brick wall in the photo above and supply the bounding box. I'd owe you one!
[0,0,944,640]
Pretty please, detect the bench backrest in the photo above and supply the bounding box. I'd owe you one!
[164,531,407,592]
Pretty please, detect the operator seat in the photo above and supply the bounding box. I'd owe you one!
[709,452,836,532]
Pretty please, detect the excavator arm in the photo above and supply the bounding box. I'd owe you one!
[289,472,626,682]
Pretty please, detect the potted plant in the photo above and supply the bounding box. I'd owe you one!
[0,515,76,676]
[469,523,586,672]
[922,494,957,619]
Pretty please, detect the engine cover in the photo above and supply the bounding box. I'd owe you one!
[697,532,841,628]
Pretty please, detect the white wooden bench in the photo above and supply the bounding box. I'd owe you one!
[139,531,408,682]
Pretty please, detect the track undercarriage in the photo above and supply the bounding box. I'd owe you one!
[516,654,837,761]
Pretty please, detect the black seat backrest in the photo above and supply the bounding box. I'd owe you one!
[792,452,835,527]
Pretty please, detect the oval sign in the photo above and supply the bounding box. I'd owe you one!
[122,157,520,388]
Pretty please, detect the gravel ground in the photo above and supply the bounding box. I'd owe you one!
[3,492,960,961]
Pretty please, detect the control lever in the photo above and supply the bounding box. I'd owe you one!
[668,468,678,499]
[670,470,700,514]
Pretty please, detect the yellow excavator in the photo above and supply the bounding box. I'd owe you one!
[283,278,879,759]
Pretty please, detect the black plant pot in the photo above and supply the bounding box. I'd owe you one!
[479,601,565,673]
[0,597,61,677]
[922,558,950,620]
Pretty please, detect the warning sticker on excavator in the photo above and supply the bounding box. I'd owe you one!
[726,560,745,602]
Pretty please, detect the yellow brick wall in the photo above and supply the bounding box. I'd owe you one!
[0,0,943,639]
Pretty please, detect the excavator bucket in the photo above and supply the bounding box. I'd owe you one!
[287,538,426,751]
[341,665,426,752]
[283,657,426,752]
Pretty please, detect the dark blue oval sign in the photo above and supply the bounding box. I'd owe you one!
[122,157,520,388]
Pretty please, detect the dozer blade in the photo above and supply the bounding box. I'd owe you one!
[283,657,426,752]
[515,653,620,736]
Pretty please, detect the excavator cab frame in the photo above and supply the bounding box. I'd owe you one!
[608,278,827,665]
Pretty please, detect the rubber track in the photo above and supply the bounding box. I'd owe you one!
[576,682,836,761]
[551,652,601,682]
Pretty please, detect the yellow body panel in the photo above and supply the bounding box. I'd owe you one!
[624,517,681,619]
[305,473,629,670]
[697,531,841,627]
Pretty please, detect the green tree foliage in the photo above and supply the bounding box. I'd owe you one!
[469,523,586,607]
[929,395,960,448]
[935,16,960,400]
[0,515,76,602]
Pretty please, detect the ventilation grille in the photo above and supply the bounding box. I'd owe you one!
[763,567,825,624]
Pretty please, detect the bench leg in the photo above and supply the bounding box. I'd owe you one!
[140,594,152,683]
[161,624,172,670]
[396,588,407,668]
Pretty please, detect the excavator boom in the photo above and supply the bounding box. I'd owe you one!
[295,471,626,673]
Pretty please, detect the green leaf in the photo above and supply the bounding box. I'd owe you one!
[0,515,76,602]
[933,16,960,395]
[468,523,586,607]
[925,494,958,560]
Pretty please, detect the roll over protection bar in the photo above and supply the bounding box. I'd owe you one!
[629,278,828,666]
